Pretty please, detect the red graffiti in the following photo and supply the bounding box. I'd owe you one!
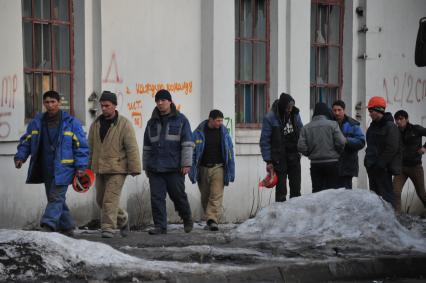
[103,52,123,84]
[0,112,11,138]
[1,74,17,109]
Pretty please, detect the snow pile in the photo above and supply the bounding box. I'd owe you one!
[234,189,426,252]
[0,230,245,281]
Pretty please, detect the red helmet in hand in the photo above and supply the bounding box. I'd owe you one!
[259,171,278,189]
[72,169,95,193]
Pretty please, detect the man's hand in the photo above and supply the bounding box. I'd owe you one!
[181,166,191,175]
[266,163,274,174]
[76,170,85,177]
[418,147,426,155]
[15,160,23,169]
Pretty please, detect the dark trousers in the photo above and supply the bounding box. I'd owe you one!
[367,167,395,208]
[337,176,353,189]
[310,162,339,193]
[148,172,192,230]
[393,164,426,212]
[275,160,301,202]
[41,177,75,231]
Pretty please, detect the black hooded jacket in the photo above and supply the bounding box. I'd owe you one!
[364,112,402,175]
[399,123,426,166]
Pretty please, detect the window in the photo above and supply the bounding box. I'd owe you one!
[22,0,73,120]
[310,0,343,109]
[235,0,270,126]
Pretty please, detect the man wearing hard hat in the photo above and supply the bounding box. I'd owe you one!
[364,96,402,208]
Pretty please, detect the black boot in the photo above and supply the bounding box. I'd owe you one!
[148,227,167,235]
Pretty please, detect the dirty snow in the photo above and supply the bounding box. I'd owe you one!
[0,230,246,281]
[234,188,426,252]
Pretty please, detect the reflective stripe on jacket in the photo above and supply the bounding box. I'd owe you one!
[15,111,89,185]
[143,104,194,172]
[189,120,235,186]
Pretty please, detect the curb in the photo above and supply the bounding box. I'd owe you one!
[169,255,426,283]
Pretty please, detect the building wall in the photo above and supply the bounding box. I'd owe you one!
[0,0,425,228]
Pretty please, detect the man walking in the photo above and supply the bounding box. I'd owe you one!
[364,96,401,208]
[332,100,365,189]
[189,109,235,231]
[143,89,194,235]
[298,102,346,192]
[15,90,89,236]
[88,91,141,238]
[392,110,426,212]
[260,93,303,202]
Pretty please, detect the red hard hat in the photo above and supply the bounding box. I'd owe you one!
[259,171,278,189]
[367,96,386,110]
[73,169,95,193]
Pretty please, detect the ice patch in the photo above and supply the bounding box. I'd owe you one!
[233,189,426,252]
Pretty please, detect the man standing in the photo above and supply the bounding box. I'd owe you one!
[15,90,89,236]
[392,110,426,212]
[189,110,235,231]
[260,93,303,202]
[332,100,365,189]
[364,96,401,208]
[298,102,346,192]
[143,89,194,235]
[88,91,141,238]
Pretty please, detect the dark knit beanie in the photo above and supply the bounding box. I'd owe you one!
[155,89,172,102]
[99,91,117,105]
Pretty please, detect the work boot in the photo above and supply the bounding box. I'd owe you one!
[206,219,219,231]
[40,224,54,233]
[183,218,193,233]
[59,228,75,237]
[120,222,130,237]
[148,227,167,235]
[101,230,114,238]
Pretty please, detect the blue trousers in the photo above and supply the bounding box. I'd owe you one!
[40,177,75,231]
[148,172,192,229]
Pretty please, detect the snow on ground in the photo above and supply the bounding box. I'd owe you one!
[0,230,246,281]
[234,188,426,252]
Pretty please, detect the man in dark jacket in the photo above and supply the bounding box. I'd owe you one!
[364,96,401,208]
[260,93,303,202]
[332,100,365,189]
[143,89,194,235]
[393,110,426,212]
[298,102,346,192]
[15,90,89,236]
[189,109,235,231]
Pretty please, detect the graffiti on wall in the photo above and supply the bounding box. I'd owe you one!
[127,100,142,128]
[0,74,17,139]
[103,52,123,84]
[383,73,426,106]
[224,117,233,136]
[134,81,192,96]
[102,52,193,129]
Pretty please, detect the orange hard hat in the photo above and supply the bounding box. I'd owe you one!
[72,169,95,193]
[367,96,386,112]
[259,171,278,189]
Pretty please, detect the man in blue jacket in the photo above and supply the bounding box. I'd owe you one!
[332,100,365,189]
[14,90,89,236]
[189,109,235,231]
[143,89,194,235]
[260,93,303,202]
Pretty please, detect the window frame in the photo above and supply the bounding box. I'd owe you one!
[310,0,344,108]
[22,0,74,120]
[235,0,270,128]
